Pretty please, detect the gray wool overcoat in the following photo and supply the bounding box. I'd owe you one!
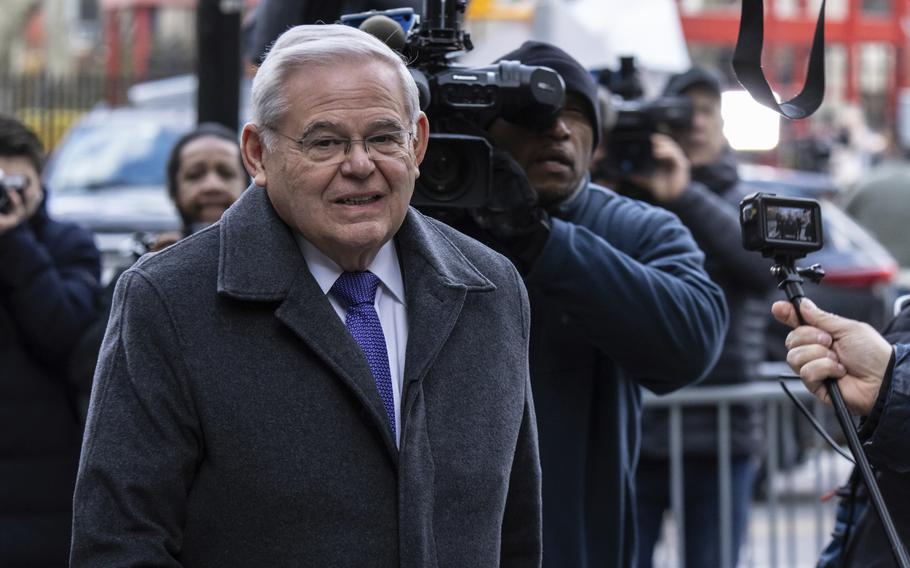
[70,186,541,567]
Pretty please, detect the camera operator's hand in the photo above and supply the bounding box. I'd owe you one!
[471,148,550,272]
[626,134,691,203]
[772,298,892,415]
[0,187,28,236]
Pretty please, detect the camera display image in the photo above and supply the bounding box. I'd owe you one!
[766,204,816,243]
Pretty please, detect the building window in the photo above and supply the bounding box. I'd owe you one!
[862,0,891,15]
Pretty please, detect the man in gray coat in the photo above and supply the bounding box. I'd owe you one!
[71,24,541,566]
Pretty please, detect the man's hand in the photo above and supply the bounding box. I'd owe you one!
[772,298,892,415]
[471,148,546,239]
[0,188,28,236]
[626,134,691,203]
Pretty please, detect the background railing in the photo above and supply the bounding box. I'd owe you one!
[642,365,853,567]
[0,69,132,152]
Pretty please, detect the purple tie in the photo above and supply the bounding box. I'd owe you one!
[330,271,396,438]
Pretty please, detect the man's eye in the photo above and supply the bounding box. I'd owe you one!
[306,138,344,149]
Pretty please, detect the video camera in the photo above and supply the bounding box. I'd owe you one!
[0,169,29,214]
[598,56,693,177]
[341,1,565,208]
[740,192,823,259]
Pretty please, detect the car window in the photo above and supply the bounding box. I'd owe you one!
[47,118,187,193]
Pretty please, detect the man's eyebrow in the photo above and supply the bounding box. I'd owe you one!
[298,118,407,139]
[369,118,407,132]
[299,120,341,139]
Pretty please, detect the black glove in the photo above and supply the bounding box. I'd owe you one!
[471,149,551,274]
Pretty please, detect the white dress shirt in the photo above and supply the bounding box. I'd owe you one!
[296,235,408,446]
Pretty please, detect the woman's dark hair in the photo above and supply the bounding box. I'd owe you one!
[0,114,45,174]
[165,122,245,200]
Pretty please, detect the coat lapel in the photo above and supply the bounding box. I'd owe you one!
[217,186,399,460]
[395,210,497,432]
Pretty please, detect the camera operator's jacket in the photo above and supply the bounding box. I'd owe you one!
[0,199,101,564]
[524,180,728,568]
[70,186,542,567]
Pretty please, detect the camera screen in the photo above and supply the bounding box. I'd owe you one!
[765,204,816,243]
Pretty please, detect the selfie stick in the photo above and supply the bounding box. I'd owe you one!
[773,257,910,568]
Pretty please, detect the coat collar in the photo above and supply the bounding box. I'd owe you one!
[217,185,494,299]
[216,185,496,459]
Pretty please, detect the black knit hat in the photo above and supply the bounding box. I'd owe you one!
[495,41,601,150]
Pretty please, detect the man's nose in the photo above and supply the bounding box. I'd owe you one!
[339,141,376,177]
[542,115,572,139]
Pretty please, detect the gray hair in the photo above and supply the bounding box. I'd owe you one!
[250,24,420,150]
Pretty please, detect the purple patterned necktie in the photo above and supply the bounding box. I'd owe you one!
[330,271,396,438]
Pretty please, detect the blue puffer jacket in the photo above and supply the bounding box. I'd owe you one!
[0,200,100,565]
[524,181,727,568]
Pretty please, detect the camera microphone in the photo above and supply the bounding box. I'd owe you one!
[359,15,407,53]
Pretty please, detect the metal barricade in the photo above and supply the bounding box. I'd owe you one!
[641,363,852,568]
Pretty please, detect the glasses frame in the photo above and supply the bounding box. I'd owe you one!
[266,126,415,165]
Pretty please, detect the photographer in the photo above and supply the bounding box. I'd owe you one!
[607,68,776,568]
[446,42,728,568]
[774,298,910,564]
[0,115,101,564]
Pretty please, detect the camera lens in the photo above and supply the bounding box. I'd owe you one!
[420,140,470,202]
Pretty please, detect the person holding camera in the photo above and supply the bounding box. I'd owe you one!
[0,115,101,564]
[774,298,910,565]
[603,67,776,568]
[70,25,542,565]
[441,42,728,568]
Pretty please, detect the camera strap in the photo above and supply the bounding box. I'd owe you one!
[732,0,826,119]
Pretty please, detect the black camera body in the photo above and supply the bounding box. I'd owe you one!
[0,170,29,214]
[600,56,693,176]
[341,1,565,208]
[740,192,823,258]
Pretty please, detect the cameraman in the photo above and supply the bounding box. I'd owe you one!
[606,67,775,568]
[774,298,910,564]
[0,115,101,564]
[449,42,729,568]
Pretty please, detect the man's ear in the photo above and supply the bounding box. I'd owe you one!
[241,123,269,187]
[412,112,430,170]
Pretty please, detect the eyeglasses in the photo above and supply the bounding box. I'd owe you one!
[269,128,414,165]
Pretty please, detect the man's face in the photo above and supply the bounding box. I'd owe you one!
[242,61,428,270]
[0,155,43,218]
[175,135,246,224]
[488,93,594,207]
[675,86,725,167]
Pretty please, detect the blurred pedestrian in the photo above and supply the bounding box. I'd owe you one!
[604,66,776,568]
[0,114,101,565]
[70,24,540,565]
[150,122,247,251]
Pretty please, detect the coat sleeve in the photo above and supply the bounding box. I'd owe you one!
[526,191,728,394]
[71,268,201,566]
[500,266,542,567]
[859,343,910,474]
[0,219,101,366]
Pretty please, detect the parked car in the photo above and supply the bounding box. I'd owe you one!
[44,106,194,282]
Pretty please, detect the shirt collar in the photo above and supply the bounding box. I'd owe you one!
[295,235,406,304]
